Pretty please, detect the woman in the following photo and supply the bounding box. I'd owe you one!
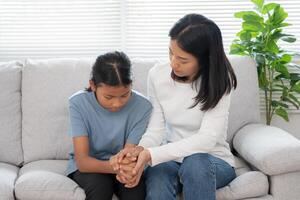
[117,14,237,200]
[66,51,152,200]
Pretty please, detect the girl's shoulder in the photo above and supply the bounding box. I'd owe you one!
[131,90,152,109]
[68,90,90,105]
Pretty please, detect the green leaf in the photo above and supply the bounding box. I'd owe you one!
[281,36,297,43]
[240,31,252,41]
[242,21,264,32]
[275,64,290,78]
[258,67,268,88]
[235,11,259,18]
[274,84,288,89]
[275,107,289,121]
[272,6,288,25]
[292,82,300,93]
[251,0,264,11]
[243,14,264,23]
[282,96,299,109]
[262,3,279,14]
[290,73,300,81]
[289,93,300,106]
[279,54,292,64]
[229,43,247,55]
[271,31,294,40]
[274,23,291,29]
[271,100,289,108]
[266,40,279,53]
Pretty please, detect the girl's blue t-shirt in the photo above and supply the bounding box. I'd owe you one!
[66,90,152,175]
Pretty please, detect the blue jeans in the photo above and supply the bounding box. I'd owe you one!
[144,153,236,200]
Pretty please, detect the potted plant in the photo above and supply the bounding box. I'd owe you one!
[230,0,300,125]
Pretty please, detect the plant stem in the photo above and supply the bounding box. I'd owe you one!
[268,68,274,124]
[263,63,270,125]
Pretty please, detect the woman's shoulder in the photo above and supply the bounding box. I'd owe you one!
[149,61,170,78]
[148,61,172,87]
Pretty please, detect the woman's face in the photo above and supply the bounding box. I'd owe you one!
[169,40,199,81]
[90,81,132,112]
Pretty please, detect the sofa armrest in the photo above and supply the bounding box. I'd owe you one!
[233,123,300,175]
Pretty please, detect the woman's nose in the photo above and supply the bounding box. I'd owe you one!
[171,56,179,69]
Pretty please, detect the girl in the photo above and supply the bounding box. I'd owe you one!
[118,13,237,200]
[66,51,152,200]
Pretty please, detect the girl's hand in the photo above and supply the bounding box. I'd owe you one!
[109,154,120,172]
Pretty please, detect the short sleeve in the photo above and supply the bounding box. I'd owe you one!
[126,104,153,145]
[68,101,88,137]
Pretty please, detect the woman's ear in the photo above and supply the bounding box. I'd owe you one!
[89,80,96,92]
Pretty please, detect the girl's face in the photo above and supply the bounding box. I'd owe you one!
[90,81,132,112]
[169,40,199,81]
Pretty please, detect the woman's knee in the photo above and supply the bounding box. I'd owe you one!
[179,153,215,181]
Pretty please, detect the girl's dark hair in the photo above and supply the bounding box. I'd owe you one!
[86,51,132,91]
[169,13,237,111]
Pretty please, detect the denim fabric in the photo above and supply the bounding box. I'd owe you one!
[145,153,236,200]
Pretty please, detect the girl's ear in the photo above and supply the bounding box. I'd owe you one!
[89,80,96,92]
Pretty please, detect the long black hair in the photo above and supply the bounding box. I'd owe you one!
[169,13,237,111]
[86,51,132,91]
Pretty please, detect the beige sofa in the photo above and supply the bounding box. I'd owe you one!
[1,56,300,200]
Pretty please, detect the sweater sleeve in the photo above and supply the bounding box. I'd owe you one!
[138,67,168,148]
[147,91,232,166]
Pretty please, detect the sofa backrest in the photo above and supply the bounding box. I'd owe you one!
[0,61,23,166]
[19,55,260,163]
[21,57,157,163]
[227,55,261,143]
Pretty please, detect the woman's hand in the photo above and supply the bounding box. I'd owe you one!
[123,149,151,188]
[111,146,142,184]
[118,146,144,163]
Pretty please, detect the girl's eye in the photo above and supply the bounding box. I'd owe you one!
[105,96,113,100]
[121,93,130,98]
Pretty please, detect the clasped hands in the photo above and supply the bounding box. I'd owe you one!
[109,146,151,188]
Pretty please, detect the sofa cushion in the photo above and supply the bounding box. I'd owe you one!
[0,162,19,200]
[22,58,93,163]
[217,171,269,200]
[215,156,269,200]
[15,160,85,200]
[0,61,23,166]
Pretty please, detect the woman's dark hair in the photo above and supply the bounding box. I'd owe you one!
[169,13,237,111]
[86,51,132,91]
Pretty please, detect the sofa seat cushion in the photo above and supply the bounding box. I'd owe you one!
[216,156,269,200]
[0,162,19,200]
[0,61,23,166]
[15,160,85,200]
